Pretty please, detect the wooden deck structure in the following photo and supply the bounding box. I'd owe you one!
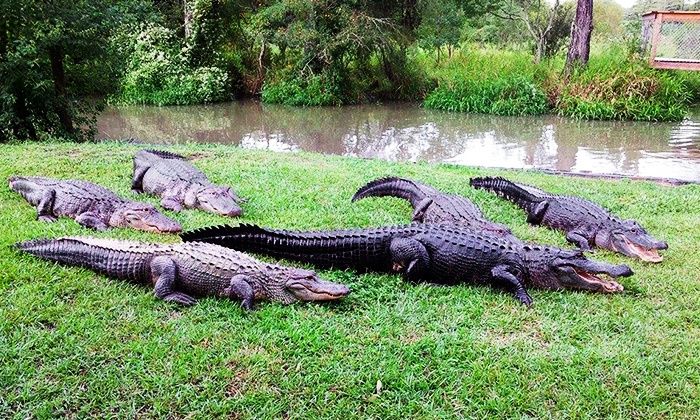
[641,11,700,70]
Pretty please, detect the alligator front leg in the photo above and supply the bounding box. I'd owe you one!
[160,195,184,212]
[491,265,532,306]
[389,237,430,283]
[411,198,434,223]
[224,186,248,203]
[225,274,257,311]
[74,212,109,230]
[150,256,197,305]
[566,229,593,251]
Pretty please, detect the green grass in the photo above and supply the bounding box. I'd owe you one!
[1,141,699,418]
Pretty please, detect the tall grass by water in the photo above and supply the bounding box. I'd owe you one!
[1,141,699,418]
[422,45,693,122]
[423,48,549,116]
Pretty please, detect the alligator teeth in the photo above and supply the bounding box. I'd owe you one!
[624,238,664,263]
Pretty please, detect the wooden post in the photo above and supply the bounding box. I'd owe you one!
[648,13,663,67]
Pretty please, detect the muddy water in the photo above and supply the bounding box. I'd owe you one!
[97,100,700,182]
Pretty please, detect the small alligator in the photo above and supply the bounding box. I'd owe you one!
[8,176,182,233]
[181,223,633,306]
[352,176,516,239]
[470,176,668,262]
[16,236,350,310]
[132,149,246,217]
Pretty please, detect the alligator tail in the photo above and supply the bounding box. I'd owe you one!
[351,177,438,207]
[469,176,543,212]
[16,237,149,282]
[181,223,394,272]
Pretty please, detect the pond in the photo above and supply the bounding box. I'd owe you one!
[97,100,700,183]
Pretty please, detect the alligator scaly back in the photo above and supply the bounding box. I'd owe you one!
[141,149,188,160]
[181,223,397,272]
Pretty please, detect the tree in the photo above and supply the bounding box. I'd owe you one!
[565,0,594,75]
[492,0,564,64]
[0,0,132,141]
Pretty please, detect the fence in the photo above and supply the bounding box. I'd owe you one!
[641,11,700,70]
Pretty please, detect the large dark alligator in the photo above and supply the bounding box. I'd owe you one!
[181,223,633,306]
[352,176,516,239]
[470,176,668,262]
[16,236,350,310]
[132,149,246,217]
[8,176,182,233]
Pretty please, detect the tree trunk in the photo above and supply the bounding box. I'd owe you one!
[565,0,593,75]
[48,45,74,137]
[184,0,193,39]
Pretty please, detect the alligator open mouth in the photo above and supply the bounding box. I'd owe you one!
[574,269,624,292]
[622,237,663,263]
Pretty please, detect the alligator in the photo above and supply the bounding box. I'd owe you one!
[15,236,350,310]
[132,149,246,217]
[469,176,668,262]
[8,176,182,233]
[352,176,516,239]
[180,223,633,306]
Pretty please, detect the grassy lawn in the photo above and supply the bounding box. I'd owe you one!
[1,141,699,418]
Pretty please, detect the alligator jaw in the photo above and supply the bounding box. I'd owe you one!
[285,277,351,301]
[618,237,664,263]
[574,269,624,293]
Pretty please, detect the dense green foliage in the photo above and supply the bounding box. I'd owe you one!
[2,0,699,141]
[1,142,699,417]
[111,23,231,106]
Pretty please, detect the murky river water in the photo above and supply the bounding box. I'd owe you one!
[97,100,700,182]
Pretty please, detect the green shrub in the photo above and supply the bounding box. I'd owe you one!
[110,24,231,106]
[261,70,346,106]
[555,49,690,122]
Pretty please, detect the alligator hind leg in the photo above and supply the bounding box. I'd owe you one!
[411,198,434,223]
[225,274,256,311]
[491,265,532,306]
[131,165,149,193]
[151,256,197,305]
[389,238,430,283]
[526,201,549,224]
[35,188,59,222]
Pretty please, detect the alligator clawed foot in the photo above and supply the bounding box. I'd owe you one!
[38,215,58,222]
[516,292,533,307]
[163,292,197,306]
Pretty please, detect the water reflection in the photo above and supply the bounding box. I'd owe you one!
[97,100,700,182]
